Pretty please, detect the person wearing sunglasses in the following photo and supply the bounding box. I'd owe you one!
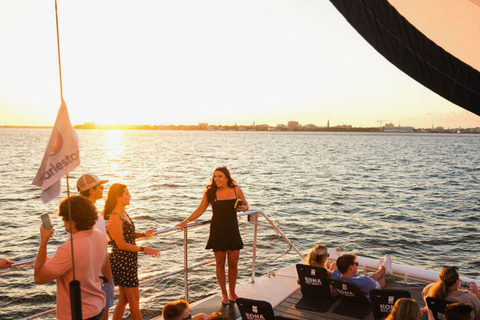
[77,173,114,320]
[331,253,390,299]
[305,244,336,276]
[422,266,480,319]
[162,300,208,320]
[176,166,249,305]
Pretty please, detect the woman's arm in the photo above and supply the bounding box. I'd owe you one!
[236,186,249,212]
[135,227,157,239]
[110,214,161,257]
[176,193,209,230]
[109,214,145,252]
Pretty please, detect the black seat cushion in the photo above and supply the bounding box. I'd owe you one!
[295,264,334,312]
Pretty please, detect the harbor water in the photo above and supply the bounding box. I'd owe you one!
[1,129,480,318]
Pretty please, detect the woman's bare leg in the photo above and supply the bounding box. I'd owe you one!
[227,250,240,300]
[112,287,127,320]
[214,251,229,304]
[123,287,142,320]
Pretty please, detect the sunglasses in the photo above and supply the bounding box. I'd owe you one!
[182,314,192,320]
[353,262,359,266]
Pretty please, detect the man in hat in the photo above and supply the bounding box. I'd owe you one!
[77,173,114,320]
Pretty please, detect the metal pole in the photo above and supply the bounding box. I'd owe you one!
[260,212,303,259]
[250,213,258,283]
[183,226,189,302]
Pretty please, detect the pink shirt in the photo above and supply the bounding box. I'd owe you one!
[43,229,107,319]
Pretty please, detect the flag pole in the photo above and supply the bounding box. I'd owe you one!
[54,1,82,319]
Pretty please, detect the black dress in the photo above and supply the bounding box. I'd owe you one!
[109,212,139,287]
[205,189,244,252]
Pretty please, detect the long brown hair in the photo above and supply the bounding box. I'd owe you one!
[104,183,127,220]
[384,298,420,320]
[429,266,460,300]
[205,167,237,203]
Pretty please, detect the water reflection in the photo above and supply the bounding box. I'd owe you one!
[104,130,125,174]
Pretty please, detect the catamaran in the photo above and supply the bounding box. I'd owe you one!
[1,0,480,319]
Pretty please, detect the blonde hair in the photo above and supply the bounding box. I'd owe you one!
[429,266,459,300]
[385,298,420,320]
[305,244,329,268]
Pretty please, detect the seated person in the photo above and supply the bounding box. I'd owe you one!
[385,298,433,320]
[331,253,389,299]
[305,244,336,276]
[162,300,208,320]
[422,266,480,319]
[445,303,474,320]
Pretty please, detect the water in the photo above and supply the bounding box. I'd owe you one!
[1,129,480,318]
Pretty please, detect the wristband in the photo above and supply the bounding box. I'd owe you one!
[139,246,145,252]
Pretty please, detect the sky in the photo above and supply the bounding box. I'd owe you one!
[1,0,479,128]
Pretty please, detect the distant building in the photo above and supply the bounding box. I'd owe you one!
[288,121,299,129]
[384,122,395,129]
[327,119,330,128]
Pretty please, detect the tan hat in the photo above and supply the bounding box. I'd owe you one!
[76,173,108,192]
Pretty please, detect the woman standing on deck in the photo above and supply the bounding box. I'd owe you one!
[105,183,161,320]
[177,167,249,305]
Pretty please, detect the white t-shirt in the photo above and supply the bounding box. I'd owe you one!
[95,213,107,235]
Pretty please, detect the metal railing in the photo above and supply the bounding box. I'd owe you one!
[3,210,302,320]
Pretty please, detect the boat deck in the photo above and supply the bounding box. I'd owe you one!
[273,280,425,320]
[164,263,428,320]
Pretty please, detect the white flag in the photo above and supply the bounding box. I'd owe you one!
[32,99,80,203]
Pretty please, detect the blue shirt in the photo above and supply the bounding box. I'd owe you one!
[331,269,378,299]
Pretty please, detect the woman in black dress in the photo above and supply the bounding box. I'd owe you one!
[104,183,161,320]
[177,167,249,305]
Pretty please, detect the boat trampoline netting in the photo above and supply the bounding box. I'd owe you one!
[330,0,480,117]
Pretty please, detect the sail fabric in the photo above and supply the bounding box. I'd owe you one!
[330,0,480,116]
[32,99,80,203]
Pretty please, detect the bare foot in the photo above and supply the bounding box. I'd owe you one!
[229,293,239,301]
[221,293,230,305]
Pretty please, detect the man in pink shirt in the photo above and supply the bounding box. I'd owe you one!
[34,195,112,320]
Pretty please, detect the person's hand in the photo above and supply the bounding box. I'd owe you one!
[40,224,54,243]
[145,227,157,238]
[468,282,479,298]
[420,307,434,320]
[104,220,112,232]
[237,204,249,212]
[194,313,208,320]
[175,220,188,231]
[0,258,14,269]
[144,247,161,258]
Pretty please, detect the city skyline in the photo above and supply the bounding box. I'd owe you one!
[1,1,479,128]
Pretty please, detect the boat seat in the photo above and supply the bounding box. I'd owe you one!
[295,264,335,312]
[330,279,372,319]
[426,297,453,320]
[370,289,411,320]
[236,297,296,320]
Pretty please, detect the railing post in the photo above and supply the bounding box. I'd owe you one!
[250,212,258,283]
[184,226,189,302]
